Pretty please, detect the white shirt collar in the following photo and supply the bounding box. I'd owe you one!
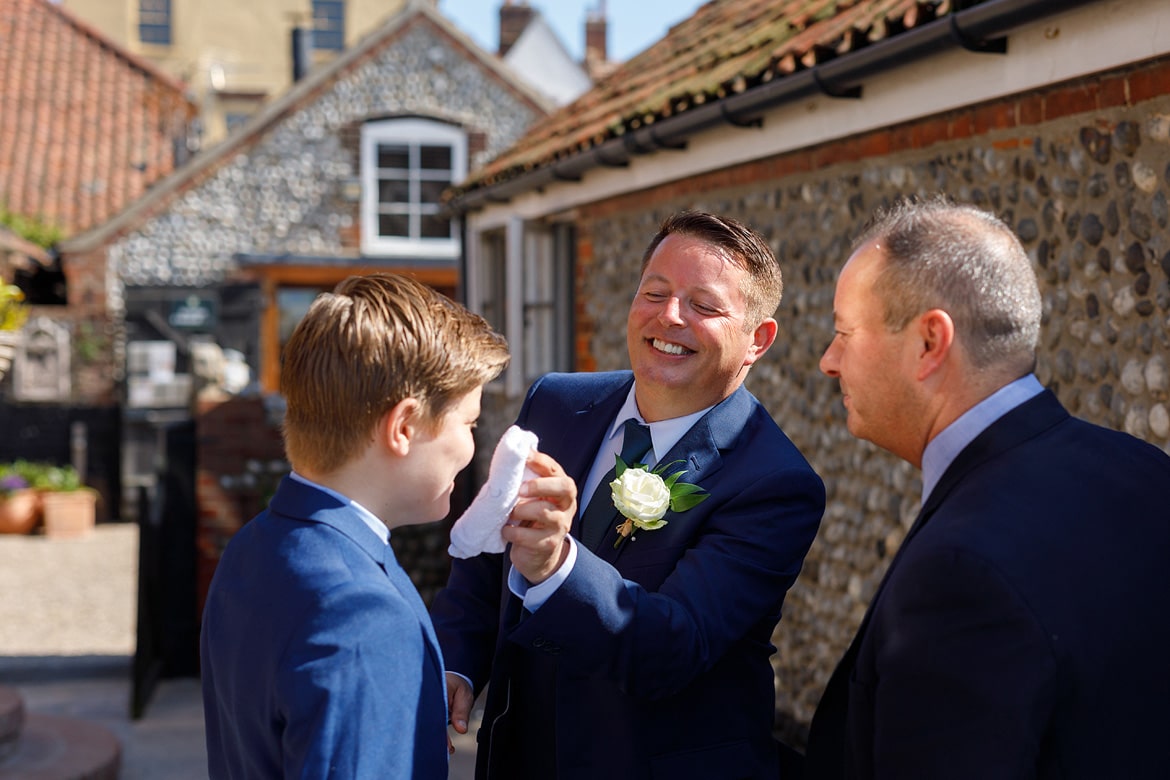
[289,471,390,544]
[608,383,714,467]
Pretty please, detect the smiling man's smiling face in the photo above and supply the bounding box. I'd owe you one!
[626,232,776,421]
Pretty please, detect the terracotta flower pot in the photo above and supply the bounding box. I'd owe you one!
[0,489,40,535]
[41,490,97,539]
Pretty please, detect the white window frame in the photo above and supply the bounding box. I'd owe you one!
[360,118,466,259]
[466,217,573,397]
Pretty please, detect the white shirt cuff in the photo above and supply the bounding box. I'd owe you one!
[445,670,474,693]
[507,535,578,611]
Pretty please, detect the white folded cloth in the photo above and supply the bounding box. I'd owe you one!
[447,425,539,558]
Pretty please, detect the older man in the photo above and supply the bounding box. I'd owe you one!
[433,210,825,779]
[804,198,1170,778]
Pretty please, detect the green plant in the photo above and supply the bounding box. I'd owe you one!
[75,321,110,363]
[36,464,85,492]
[0,460,85,492]
[0,205,65,249]
[0,285,29,331]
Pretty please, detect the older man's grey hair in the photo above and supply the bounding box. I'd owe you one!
[857,197,1042,371]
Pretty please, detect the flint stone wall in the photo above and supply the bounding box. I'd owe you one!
[108,21,541,290]
[533,89,1170,742]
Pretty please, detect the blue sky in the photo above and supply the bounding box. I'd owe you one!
[437,1,708,62]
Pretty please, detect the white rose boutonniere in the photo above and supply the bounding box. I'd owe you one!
[609,456,709,549]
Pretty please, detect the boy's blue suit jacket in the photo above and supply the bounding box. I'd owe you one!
[432,371,826,779]
[201,477,449,779]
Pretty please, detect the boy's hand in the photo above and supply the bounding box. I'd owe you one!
[445,672,474,755]
[502,450,576,584]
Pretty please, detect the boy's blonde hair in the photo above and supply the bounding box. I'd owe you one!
[281,273,509,474]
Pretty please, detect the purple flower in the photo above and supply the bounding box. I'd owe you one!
[0,474,29,494]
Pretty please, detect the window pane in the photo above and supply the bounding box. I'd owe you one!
[278,288,324,347]
[313,0,345,51]
[225,113,251,134]
[139,0,171,44]
[419,179,448,205]
[419,145,451,170]
[379,214,409,238]
[360,120,465,255]
[377,145,409,170]
[420,214,451,239]
[378,178,410,204]
[480,232,506,332]
[524,303,555,380]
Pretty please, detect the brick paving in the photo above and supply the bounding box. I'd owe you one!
[0,524,137,657]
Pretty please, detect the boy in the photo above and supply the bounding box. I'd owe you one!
[201,273,572,778]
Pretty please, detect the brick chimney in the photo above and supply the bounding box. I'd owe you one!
[584,1,608,67]
[498,1,535,57]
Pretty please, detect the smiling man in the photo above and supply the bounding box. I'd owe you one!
[431,210,825,779]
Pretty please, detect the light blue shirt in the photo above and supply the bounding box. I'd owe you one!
[289,471,390,544]
[508,383,714,611]
[920,374,1044,503]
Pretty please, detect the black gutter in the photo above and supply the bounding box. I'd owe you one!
[450,0,1099,212]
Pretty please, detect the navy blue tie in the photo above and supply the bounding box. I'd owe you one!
[579,419,653,549]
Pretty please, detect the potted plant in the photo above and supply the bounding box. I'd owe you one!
[0,284,29,382]
[34,464,98,539]
[0,461,41,535]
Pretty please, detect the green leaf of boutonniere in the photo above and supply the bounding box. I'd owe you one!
[609,458,710,549]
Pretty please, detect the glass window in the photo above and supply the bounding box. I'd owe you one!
[312,0,345,51]
[277,287,325,350]
[360,118,467,258]
[224,113,251,134]
[479,231,506,336]
[522,224,575,380]
[139,0,171,45]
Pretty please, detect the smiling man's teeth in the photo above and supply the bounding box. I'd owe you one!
[653,339,690,355]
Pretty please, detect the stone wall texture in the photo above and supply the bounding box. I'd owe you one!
[112,21,542,290]
[57,16,541,403]
[497,57,1170,743]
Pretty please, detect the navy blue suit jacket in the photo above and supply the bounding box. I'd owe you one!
[805,390,1170,778]
[201,476,449,779]
[431,371,825,779]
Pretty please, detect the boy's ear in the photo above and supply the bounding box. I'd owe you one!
[383,398,421,456]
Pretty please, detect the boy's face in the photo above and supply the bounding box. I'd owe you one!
[401,387,482,525]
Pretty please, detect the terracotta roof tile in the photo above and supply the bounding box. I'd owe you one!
[0,0,196,236]
[456,0,951,196]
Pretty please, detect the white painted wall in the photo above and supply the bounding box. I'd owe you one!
[504,14,593,106]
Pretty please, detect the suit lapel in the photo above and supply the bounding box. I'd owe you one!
[595,386,753,564]
[561,377,635,541]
